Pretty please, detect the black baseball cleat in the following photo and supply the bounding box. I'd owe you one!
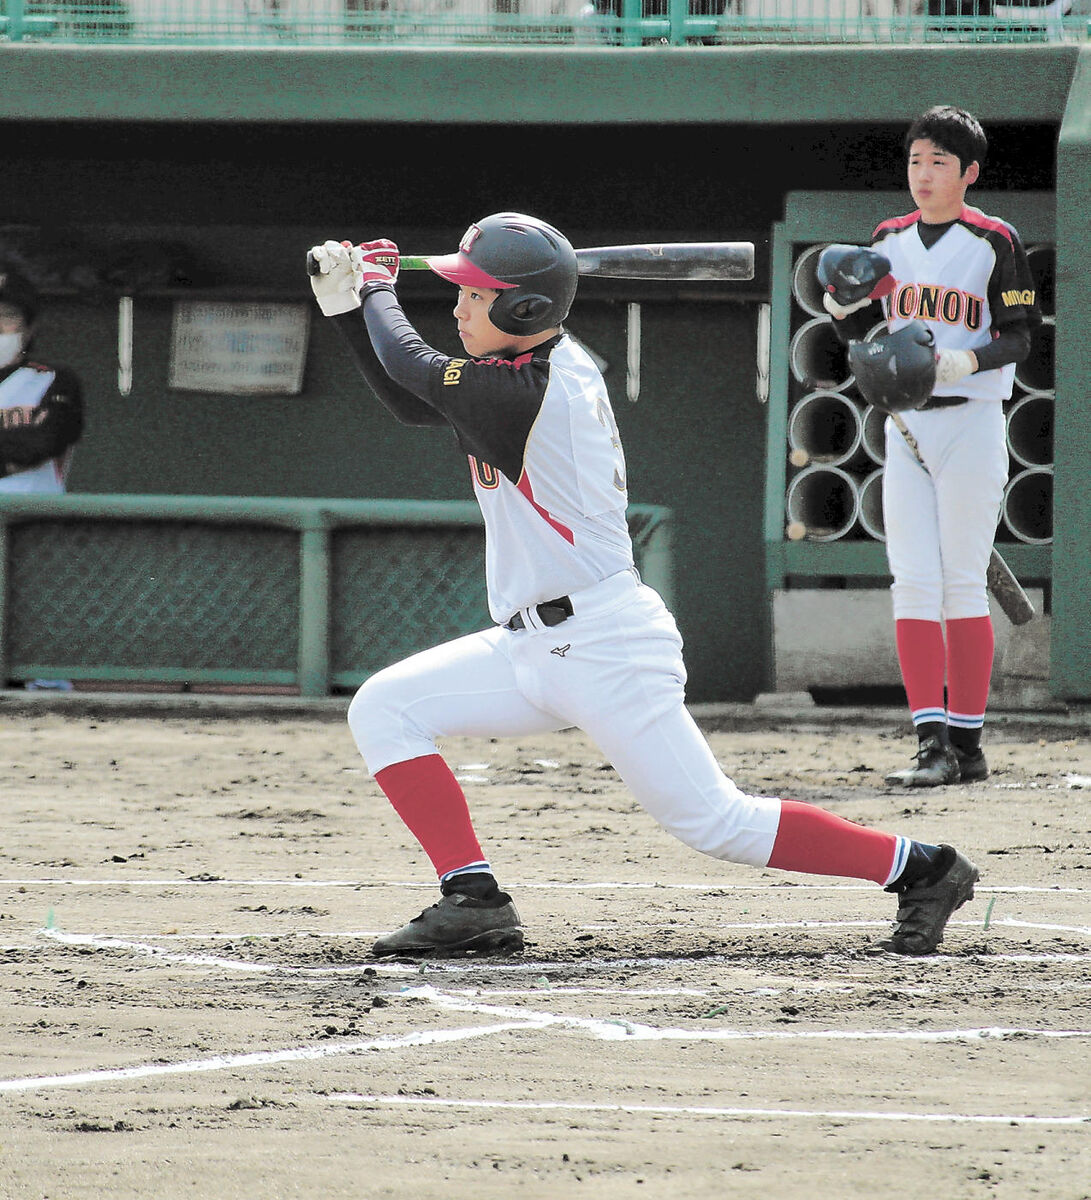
[953,745,989,782]
[372,892,525,957]
[884,733,960,787]
[875,845,980,955]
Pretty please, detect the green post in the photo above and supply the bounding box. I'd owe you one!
[297,517,331,698]
[620,0,642,47]
[1052,45,1091,700]
[8,0,26,42]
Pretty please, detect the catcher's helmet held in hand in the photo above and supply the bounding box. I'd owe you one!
[849,320,937,413]
[426,213,578,337]
[817,244,893,306]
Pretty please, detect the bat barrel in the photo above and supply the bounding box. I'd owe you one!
[574,242,754,281]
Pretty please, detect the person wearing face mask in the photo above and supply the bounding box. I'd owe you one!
[0,265,84,495]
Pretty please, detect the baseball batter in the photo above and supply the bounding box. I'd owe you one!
[822,106,1041,787]
[0,267,83,494]
[308,212,977,958]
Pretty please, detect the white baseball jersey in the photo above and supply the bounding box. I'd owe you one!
[873,205,1037,402]
[0,362,82,493]
[452,337,633,622]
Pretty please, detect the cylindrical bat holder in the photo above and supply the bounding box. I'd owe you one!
[791,244,830,317]
[860,404,887,465]
[1014,316,1054,395]
[1006,392,1054,468]
[857,468,886,541]
[790,317,852,391]
[784,464,861,542]
[787,391,865,467]
[1002,467,1054,545]
[1026,244,1055,317]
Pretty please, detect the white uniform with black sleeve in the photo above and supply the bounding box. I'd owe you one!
[338,292,783,867]
[872,205,1039,622]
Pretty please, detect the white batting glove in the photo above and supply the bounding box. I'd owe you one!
[822,291,873,320]
[307,240,363,316]
[935,348,976,385]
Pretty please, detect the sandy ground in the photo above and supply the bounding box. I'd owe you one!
[0,693,1088,1200]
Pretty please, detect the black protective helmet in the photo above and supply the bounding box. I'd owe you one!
[848,320,937,414]
[426,212,578,337]
[0,265,40,326]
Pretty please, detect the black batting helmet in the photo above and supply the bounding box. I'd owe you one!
[0,266,40,326]
[848,320,937,414]
[426,212,578,337]
[816,244,892,306]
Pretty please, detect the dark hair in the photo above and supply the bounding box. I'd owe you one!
[905,106,987,174]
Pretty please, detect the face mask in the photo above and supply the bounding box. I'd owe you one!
[0,333,25,367]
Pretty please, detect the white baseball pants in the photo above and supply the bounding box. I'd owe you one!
[348,570,783,866]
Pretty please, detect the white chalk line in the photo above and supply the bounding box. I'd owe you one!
[0,1022,526,1095]
[327,1092,1090,1128]
[29,928,1091,975]
[20,912,1091,941]
[405,984,1091,1045]
[2,981,1089,1110]
[2,877,1086,895]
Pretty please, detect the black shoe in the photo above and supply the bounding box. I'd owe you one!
[372,892,524,957]
[953,745,989,782]
[884,734,960,787]
[875,845,980,955]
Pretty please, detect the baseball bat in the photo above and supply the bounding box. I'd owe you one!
[307,242,754,282]
[889,412,1035,626]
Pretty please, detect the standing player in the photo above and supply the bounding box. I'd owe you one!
[308,211,978,957]
[0,265,84,495]
[821,106,1040,787]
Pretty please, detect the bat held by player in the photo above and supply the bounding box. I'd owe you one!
[308,242,754,283]
[888,412,1034,626]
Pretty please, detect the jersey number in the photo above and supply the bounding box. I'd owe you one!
[595,396,626,492]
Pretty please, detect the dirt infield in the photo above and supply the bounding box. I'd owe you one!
[1,694,1088,1200]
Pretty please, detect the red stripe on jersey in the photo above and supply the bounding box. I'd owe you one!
[958,205,1014,245]
[873,210,921,239]
[516,471,575,544]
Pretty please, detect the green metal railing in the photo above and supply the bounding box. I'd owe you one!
[0,494,674,696]
[0,0,1085,46]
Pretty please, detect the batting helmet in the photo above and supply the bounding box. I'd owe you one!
[848,320,937,414]
[426,212,578,337]
[0,266,40,326]
[816,244,892,306]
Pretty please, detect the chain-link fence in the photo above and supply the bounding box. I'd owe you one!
[1,0,1085,44]
[0,494,674,695]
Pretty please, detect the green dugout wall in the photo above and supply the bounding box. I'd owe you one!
[0,42,1087,701]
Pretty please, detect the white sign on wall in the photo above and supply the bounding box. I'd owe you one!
[169,301,311,395]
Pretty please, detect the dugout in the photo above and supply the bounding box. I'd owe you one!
[0,41,1087,703]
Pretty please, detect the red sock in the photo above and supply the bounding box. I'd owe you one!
[374,754,486,881]
[767,800,897,884]
[895,618,946,721]
[946,615,994,723]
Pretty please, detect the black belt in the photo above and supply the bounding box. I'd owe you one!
[919,395,970,410]
[504,596,573,631]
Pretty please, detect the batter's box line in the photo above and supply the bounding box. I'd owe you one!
[327,1092,1091,1128]
[3,877,1088,896]
[1,985,1089,1110]
[32,928,1091,975]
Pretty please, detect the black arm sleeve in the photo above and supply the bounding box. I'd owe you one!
[330,300,448,428]
[358,287,546,482]
[0,365,83,471]
[973,321,1032,374]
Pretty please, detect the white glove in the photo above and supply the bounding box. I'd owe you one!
[822,290,872,320]
[935,348,976,386]
[307,240,364,316]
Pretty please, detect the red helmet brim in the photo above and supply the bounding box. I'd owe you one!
[424,252,517,290]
